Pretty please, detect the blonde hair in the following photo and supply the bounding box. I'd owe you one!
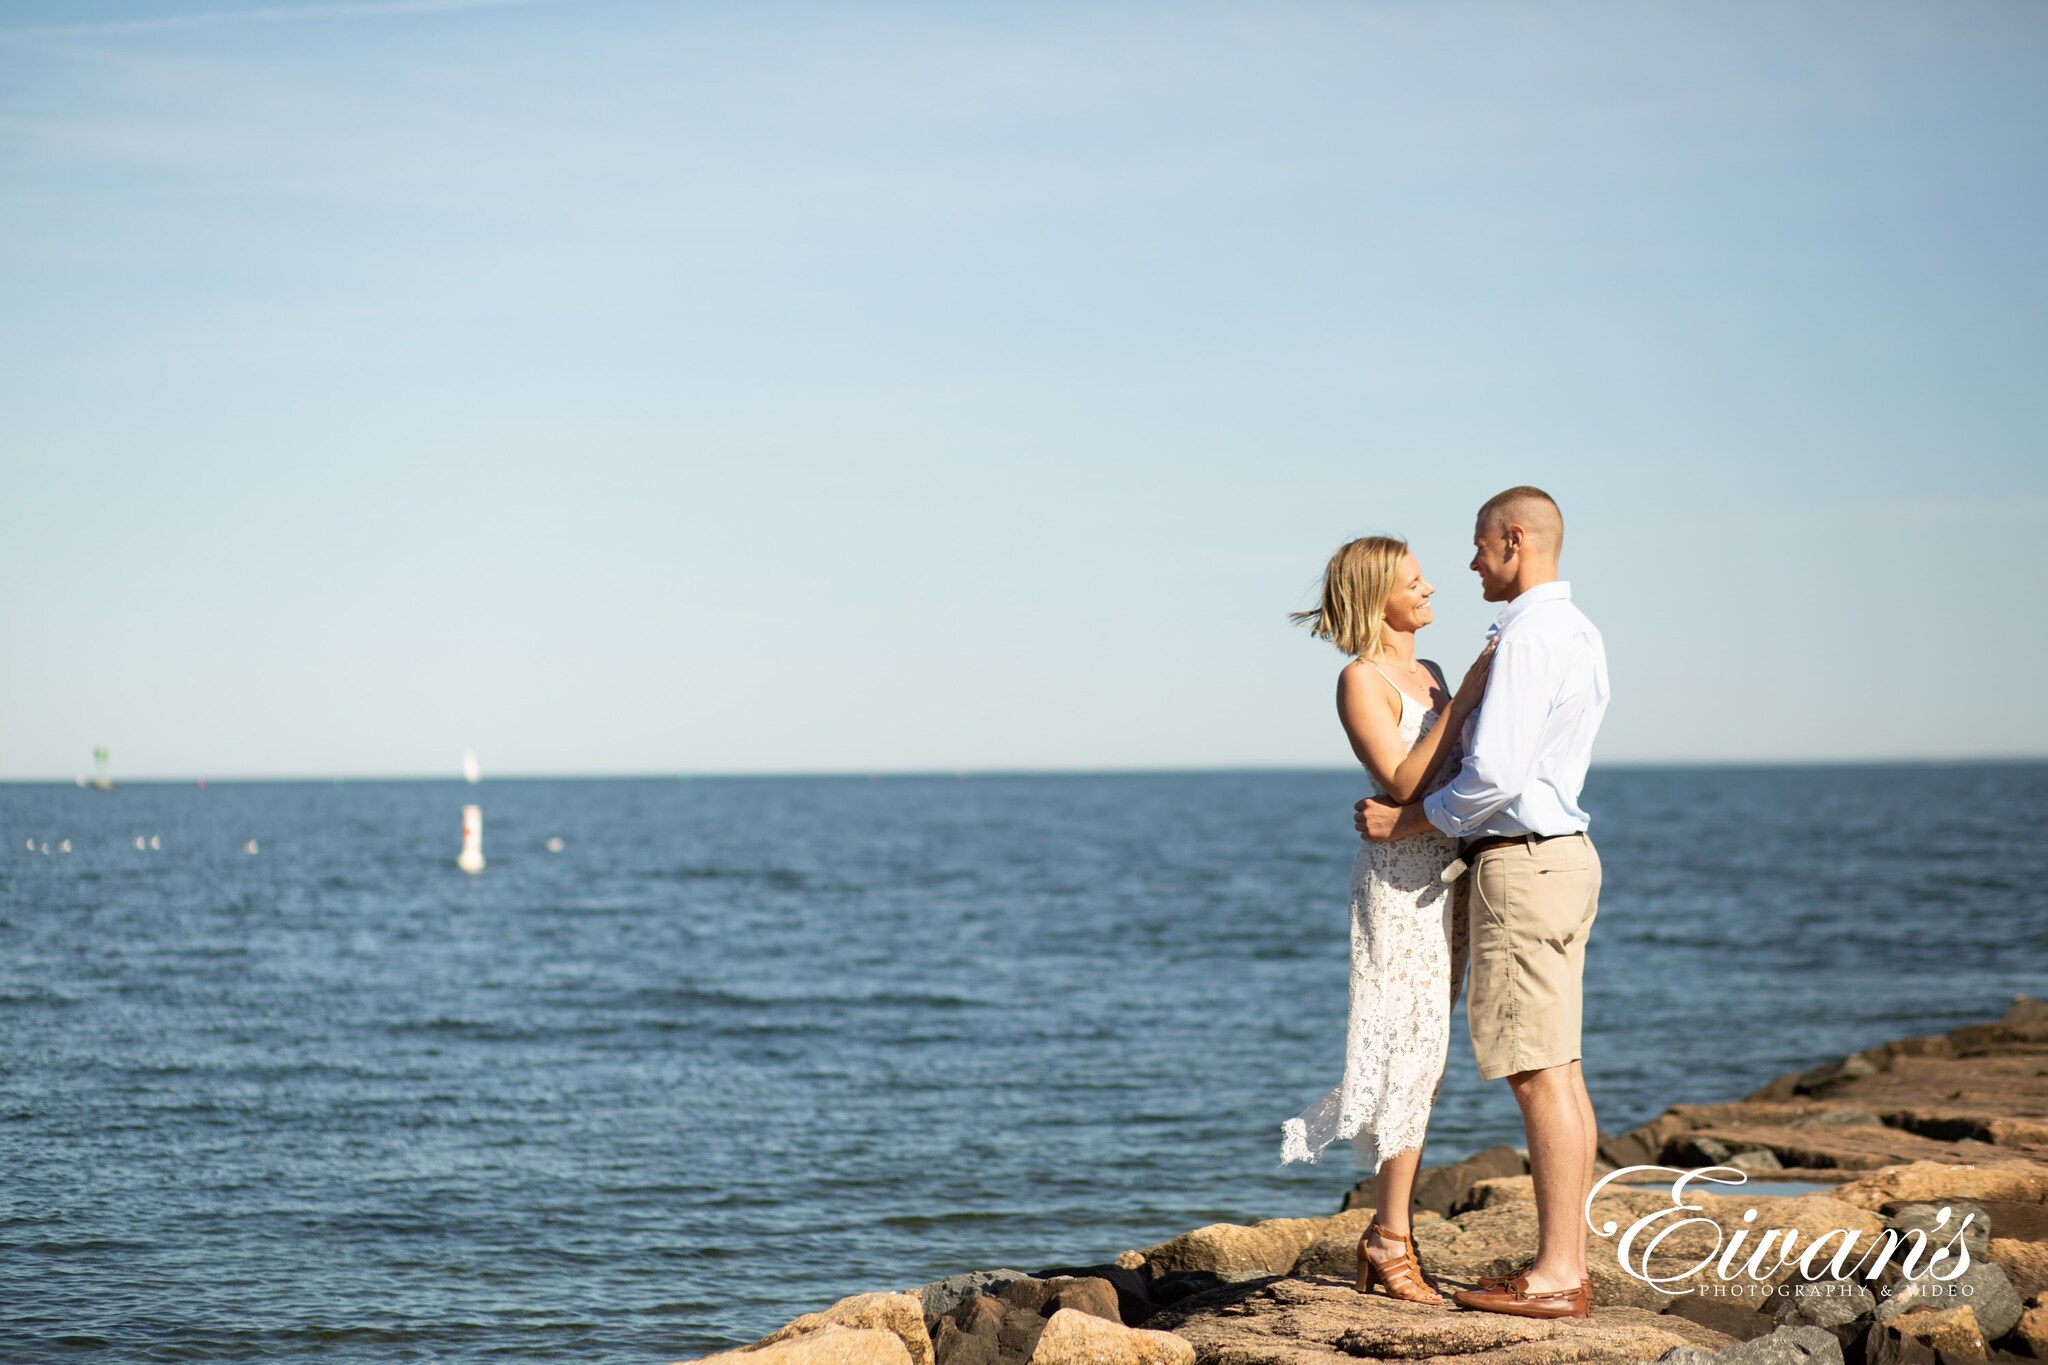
[1290,535,1410,660]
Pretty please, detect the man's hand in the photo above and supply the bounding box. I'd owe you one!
[1354,795,1408,842]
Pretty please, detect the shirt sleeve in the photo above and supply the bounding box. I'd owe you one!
[1422,635,1557,837]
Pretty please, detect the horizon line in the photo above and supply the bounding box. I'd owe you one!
[5,754,2045,785]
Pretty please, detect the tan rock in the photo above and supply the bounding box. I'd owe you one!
[746,1292,933,1365]
[1146,1274,1733,1365]
[1671,1122,1994,1172]
[2012,1298,2048,1358]
[1992,1238,2048,1301]
[1112,1249,1147,1271]
[1990,1118,2048,1148]
[1364,1181,1889,1314]
[1137,1207,1378,1280]
[1027,1307,1194,1365]
[1890,1304,1986,1357]
[1290,1232,1364,1280]
[1465,1175,1537,1208]
[681,1326,913,1365]
[1831,1162,2048,1211]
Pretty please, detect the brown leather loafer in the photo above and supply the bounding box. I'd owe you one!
[1450,1274,1592,1319]
[1473,1259,1535,1291]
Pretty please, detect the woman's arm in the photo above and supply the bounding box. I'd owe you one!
[1405,660,1470,797]
[1335,664,1411,797]
[1341,644,1495,804]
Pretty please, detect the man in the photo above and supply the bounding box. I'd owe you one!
[1356,485,1610,1320]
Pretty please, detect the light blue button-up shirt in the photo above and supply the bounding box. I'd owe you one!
[1422,580,1609,840]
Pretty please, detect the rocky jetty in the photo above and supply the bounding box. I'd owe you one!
[680,996,2048,1365]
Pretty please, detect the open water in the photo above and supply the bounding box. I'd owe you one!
[3,765,2044,1361]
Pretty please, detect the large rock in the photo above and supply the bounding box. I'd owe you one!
[1786,1111,1888,1132]
[1146,1273,1732,1365]
[915,1273,1035,1331]
[934,1294,1033,1365]
[1879,1203,1990,1262]
[1832,1163,2048,1212]
[1025,1308,1193,1365]
[1873,1259,2023,1340]
[1134,1207,1378,1281]
[997,1278,1124,1326]
[1887,1305,1986,1357]
[1655,1323,1844,1365]
[747,1293,936,1365]
[1404,1177,1893,1311]
[1662,1296,1779,1343]
[932,1278,1132,1365]
[1382,1182,1713,1311]
[1980,1202,2048,1242]
[1660,1124,2003,1175]
[1030,1264,1158,1326]
[1341,1145,1527,1217]
[1772,1280,1877,1330]
[1290,1210,1444,1281]
[684,1326,916,1365]
[2011,1296,2048,1359]
[1848,1320,1938,1365]
[1991,1239,2048,1302]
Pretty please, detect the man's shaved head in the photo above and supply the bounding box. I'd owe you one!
[1468,485,1564,601]
[1477,485,1563,552]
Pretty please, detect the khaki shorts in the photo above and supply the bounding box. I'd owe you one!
[1464,832,1601,1081]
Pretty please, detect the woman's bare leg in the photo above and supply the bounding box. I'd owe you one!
[1372,1143,1424,1234]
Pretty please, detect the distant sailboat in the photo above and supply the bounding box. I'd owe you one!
[91,746,114,791]
[462,749,481,784]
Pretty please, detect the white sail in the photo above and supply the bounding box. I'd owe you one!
[462,748,481,784]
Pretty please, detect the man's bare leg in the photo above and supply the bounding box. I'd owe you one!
[1569,1060,1598,1218]
[1504,1061,1591,1293]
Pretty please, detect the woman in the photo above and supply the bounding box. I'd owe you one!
[1279,535,1493,1306]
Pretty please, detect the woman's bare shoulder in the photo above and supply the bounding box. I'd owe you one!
[1338,658,1398,707]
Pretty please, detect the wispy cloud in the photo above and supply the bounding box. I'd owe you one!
[0,0,546,40]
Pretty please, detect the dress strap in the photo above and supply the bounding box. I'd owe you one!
[1366,659,1419,705]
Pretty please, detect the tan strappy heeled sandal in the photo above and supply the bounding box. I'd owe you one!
[1355,1218,1446,1304]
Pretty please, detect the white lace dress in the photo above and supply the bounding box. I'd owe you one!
[1280,668,1469,1174]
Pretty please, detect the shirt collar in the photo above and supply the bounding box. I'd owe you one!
[1486,579,1571,639]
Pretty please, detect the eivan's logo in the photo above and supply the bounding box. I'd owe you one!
[1587,1166,1977,1293]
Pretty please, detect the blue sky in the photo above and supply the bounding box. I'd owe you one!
[3,1,2044,779]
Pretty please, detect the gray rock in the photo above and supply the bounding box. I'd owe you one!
[1872,1259,2022,1339]
[1853,1320,1939,1365]
[915,1271,1032,1328]
[1729,1148,1785,1173]
[1715,1323,1845,1365]
[1652,1326,1846,1365]
[1881,1202,1990,1261]
[1772,1279,1876,1329]
[1672,1136,1737,1166]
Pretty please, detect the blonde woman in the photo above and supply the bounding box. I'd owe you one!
[1280,535,1494,1305]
